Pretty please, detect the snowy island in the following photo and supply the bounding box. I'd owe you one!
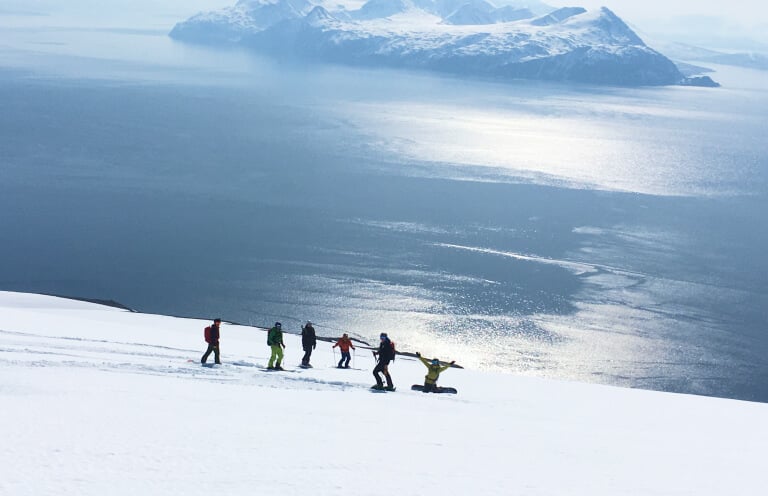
[169,0,718,87]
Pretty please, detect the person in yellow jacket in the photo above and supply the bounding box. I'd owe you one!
[416,352,454,392]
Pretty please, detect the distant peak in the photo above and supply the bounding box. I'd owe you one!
[589,7,645,46]
[306,5,334,23]
[530,6,586,26]
[597,6,622,22]
[353,0,410,20]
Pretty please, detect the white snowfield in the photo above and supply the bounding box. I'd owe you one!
[0,290,765,496]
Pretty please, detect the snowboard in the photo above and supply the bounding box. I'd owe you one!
[411,384,458,394]
[189,360,219,368]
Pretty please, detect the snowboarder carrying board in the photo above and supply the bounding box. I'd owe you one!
[301,321,316,367]
[267,322,286,370]
[201,318,222,365]
[372,333,395,390]
[415,352,454,393]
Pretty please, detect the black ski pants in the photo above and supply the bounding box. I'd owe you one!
[201,344,220,364]
[422,381,438,393]
[302,346,313,365]
[373,361,393,388]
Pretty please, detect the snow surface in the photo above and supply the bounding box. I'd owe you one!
[1,290,765,495]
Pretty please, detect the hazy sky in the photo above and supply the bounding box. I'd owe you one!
[550,0,767,27]
[4,1,767,28]
[2,1,766,47]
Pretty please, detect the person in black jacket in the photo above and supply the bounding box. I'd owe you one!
[201,318,222,365]
[301,321,317,367]
[372,333,395,390]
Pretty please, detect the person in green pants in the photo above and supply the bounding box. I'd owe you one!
[267,322,286,370]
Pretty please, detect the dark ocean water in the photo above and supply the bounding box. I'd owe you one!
[1,24,767,402]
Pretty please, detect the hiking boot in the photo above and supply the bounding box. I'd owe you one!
[385,385,395,391]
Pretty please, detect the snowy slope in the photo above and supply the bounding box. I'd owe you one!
[1,290,765,495]
[169,0,688,86]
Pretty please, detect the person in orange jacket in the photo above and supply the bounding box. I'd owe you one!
[333,333,356,368]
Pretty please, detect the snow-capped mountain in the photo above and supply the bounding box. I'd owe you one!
[169,0,316,44]
[169,0,700,86]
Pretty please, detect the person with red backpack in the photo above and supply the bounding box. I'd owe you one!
[201,318,222,365]
[333,333,355,368]
[372,333,395,390]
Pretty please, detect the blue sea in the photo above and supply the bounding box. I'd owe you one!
[1,8,767,402]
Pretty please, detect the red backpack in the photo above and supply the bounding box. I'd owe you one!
[204,326,212,343]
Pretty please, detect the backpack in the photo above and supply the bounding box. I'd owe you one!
[204,326,212,344]
[390,341,396,361]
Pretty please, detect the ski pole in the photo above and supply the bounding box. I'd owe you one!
[332,347,337,367]
[352,348,356,369]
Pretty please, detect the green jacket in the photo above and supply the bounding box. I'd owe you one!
[419,356,451,384]
[267,326,284,346]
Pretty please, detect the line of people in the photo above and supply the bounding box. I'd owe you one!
[201,319,453,392]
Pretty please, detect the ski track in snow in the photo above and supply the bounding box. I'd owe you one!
[1,291,767,496]
[0,327,373,392]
